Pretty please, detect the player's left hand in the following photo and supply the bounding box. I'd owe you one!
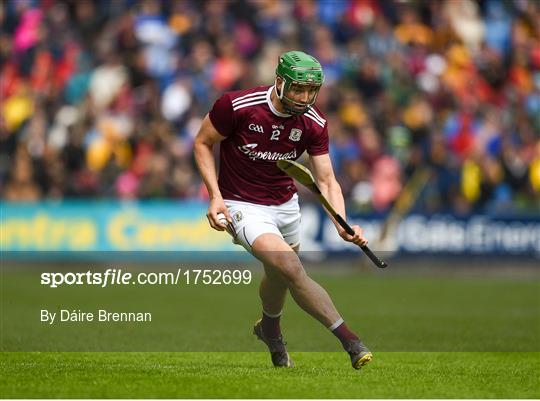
[339,225,368,247]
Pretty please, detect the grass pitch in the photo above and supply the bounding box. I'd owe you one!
[1,264,539,398]
[1,351,538,398]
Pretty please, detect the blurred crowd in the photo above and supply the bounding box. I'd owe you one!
[1,0,539,215]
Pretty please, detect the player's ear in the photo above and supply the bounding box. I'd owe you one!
[275,76,284,97]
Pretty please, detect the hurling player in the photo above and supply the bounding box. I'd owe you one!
[194,51,372,369]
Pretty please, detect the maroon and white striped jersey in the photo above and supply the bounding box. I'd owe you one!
[209,85,329,205]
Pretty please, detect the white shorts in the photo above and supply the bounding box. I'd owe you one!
[224,194,301,252]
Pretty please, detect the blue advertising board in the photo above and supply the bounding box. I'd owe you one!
[2,201,539,258]
[1,201,236,252]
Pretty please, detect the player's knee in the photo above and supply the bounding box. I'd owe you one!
[263,264,286,284]
[252,234,306,284]
[278,260,307,287]
[262,252,305,286]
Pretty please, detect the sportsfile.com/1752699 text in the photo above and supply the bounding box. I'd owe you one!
[40,269,252,288]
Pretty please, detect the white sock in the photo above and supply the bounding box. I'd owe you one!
[328,317,344,331]
[262,310,282,318]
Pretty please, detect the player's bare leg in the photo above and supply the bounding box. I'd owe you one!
[253,234,341,326]
[254,263,292,367]
[259,263,288,318]
[252,233,372,369]
[257,242,299,339]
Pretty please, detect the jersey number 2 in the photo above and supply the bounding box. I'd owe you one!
[271,130,280,141]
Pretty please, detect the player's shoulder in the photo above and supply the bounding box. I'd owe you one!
[225,85,270,111]
[227,85,270,100]
[302,105,327,130]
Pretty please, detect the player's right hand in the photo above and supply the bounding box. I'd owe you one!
[206,196,233,231]
[338,224,368,247]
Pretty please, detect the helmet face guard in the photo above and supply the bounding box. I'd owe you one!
[275,51,324,115]
[275,79,322,115]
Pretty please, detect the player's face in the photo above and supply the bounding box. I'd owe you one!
[280,81,321,114]
[286,83,319,107]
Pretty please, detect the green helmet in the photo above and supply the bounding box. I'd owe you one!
[275,51,324,115]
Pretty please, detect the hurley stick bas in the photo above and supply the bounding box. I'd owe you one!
[277,159,388,269]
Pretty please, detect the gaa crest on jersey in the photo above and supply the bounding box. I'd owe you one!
[289,128,302,142]
[233,211,243,223]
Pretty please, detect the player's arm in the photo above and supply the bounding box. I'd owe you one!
[193,114,232,230]
[310,153,368,246]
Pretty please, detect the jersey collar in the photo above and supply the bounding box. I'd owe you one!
[267,86,292,118]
